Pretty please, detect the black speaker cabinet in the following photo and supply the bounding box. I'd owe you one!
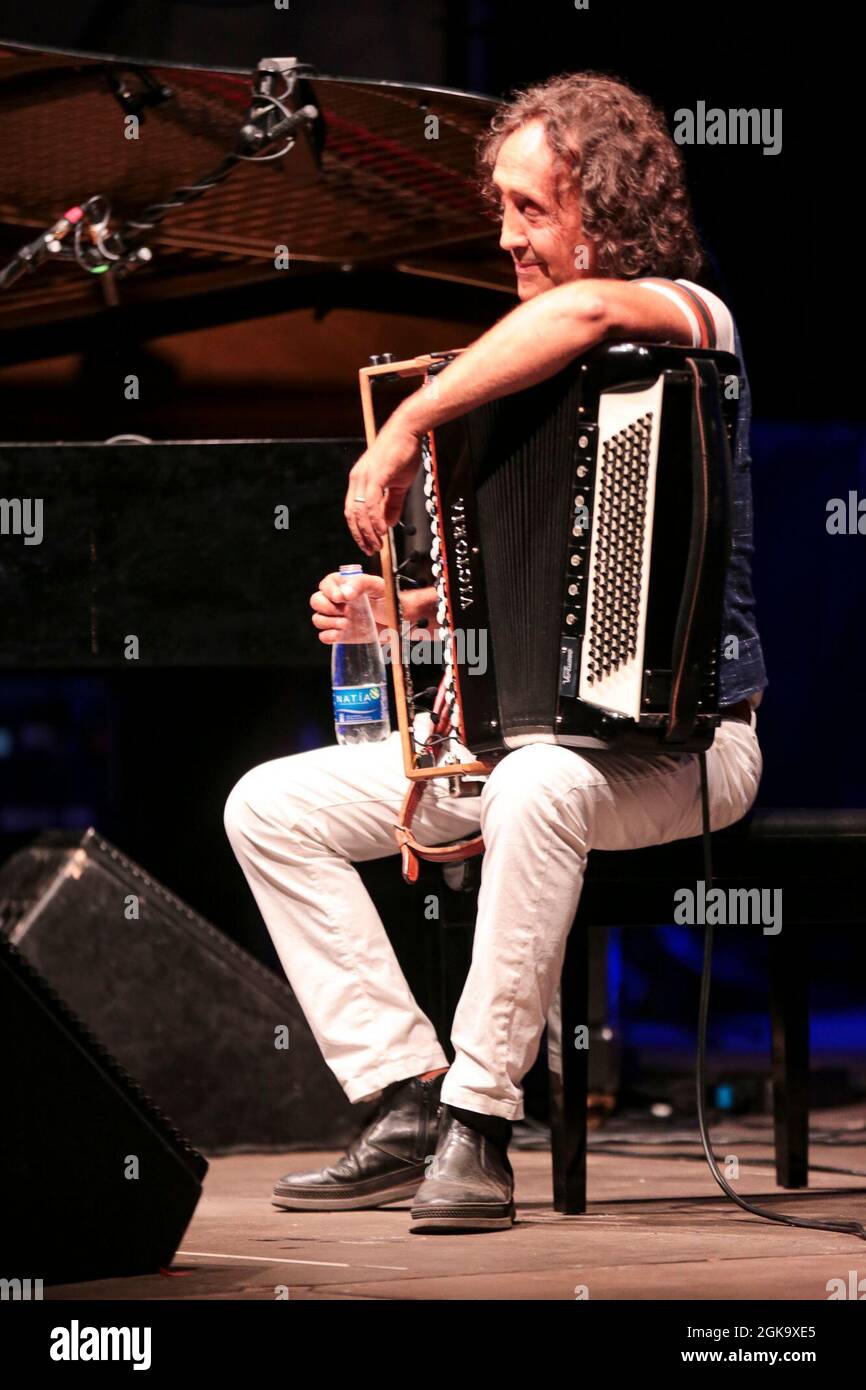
[0,933,207,1285]
[0,828,367,1151]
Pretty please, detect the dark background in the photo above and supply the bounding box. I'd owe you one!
[1,1,863,1107]
[0,0,853,422]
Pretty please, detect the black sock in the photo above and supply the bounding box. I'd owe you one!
[446,1103,512,1154]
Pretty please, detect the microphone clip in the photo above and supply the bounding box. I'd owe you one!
[236,57,321,162]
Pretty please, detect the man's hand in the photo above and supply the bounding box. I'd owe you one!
[344,410,424,555]
[310,572,438,644]
[310,572,389,644]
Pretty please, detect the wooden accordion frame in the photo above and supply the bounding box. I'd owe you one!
[359,342,738,878]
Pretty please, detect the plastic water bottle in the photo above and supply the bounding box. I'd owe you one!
[331,563,392,744]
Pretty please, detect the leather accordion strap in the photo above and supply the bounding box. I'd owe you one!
[394,674,486,884]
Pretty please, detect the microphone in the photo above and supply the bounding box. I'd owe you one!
[237,103,319,158]
[0,206,84,290]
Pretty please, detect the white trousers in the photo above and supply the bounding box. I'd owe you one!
[224,711,762,1120]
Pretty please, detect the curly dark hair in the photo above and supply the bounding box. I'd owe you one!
[477,71,705,281]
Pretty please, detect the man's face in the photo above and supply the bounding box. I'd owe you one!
[491,119,591,300]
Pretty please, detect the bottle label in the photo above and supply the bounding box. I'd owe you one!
[333,683,384,724]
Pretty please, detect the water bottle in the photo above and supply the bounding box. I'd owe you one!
[331,563,392,744]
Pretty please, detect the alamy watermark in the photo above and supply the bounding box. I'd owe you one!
[49,1321,151,1370]
[827,1270,866,1299]
[378,620,488,675]
[674,880,782,935]
[826,492,866,535]
[0,497,43,545]
[673,103,782,156]
[1,1276,43,1300]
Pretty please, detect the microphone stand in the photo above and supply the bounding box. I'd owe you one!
[0,57,321,289]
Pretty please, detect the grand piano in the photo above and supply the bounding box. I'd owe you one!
[0,38,514,666]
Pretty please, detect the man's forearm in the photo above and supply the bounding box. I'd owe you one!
[398,280,609,437]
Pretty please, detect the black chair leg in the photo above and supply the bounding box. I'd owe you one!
[768,924,809,1187]
[437,885,476,1062]
[548,916,589,1213]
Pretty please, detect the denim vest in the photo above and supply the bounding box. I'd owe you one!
[719,321,768,704]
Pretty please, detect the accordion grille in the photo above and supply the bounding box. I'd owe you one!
[586,413,653,684]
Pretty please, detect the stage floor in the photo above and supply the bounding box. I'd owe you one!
[47,1103,866,1301]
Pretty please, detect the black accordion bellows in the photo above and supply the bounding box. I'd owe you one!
[468,369,585,740]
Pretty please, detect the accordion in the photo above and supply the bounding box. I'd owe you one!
[359,341,738,789]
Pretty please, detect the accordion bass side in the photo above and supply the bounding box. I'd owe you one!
[359,342,738,781]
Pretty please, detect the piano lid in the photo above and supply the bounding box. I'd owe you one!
[0,39,514,334]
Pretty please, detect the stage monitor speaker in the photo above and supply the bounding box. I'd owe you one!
[0,934,207,1286]
[0,828,367,1152]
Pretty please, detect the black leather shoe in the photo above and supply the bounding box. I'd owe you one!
[272,1072,445,1210]
[410,1103,515,1232]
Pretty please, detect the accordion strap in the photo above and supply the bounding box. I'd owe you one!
[395,783,486,884]
[394,675,486,884]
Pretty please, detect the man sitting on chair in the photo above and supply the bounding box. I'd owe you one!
[224,71,766,1233]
